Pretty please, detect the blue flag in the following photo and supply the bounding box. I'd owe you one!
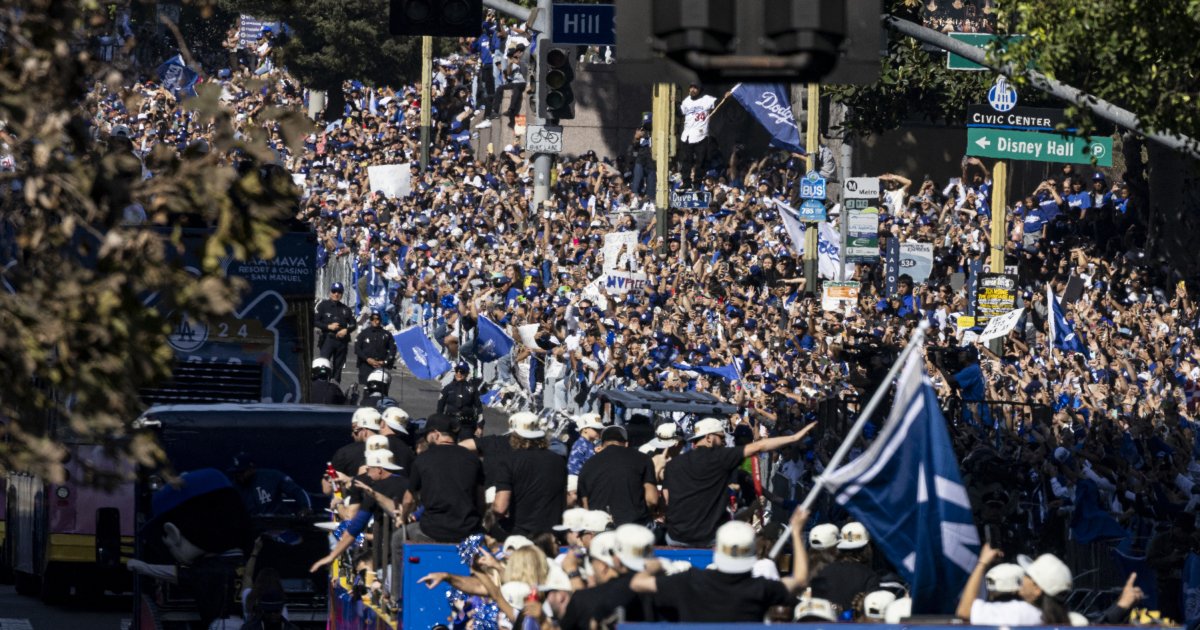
[476,316,514,363]
[394,327,451,380]
[155,54,199,98]
[1184,553,1200,630]
[673,362,740,382]
[824,350,980,614]
[1048,285,1086,353]
[729,83,805,155]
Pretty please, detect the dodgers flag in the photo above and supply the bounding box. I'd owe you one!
[394,327,451,380]
[155,54,199,98]
[729,84,805,155]
[1048,284,1086,353]
[476,316,515,363]
[823,349,980,614]
[773,199,856,280]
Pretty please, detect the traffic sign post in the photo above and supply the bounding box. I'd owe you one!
[966,128,1113,166]
[552,4,615,47]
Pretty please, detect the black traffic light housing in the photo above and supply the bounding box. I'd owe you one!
[537,45,576,121]
[389,0,482,38]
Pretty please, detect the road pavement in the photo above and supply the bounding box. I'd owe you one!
[0,585,128,629]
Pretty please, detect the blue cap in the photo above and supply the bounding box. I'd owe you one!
[330,282,345,292]
[1092,172,1106,182]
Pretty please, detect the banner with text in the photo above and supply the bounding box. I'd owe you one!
[900,242,935,285]
[603,231,640,273]
[975,273,1018,325]
[979,307,1024,343]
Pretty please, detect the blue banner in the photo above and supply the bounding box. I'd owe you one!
[394,327,452,380]
[1048,285,1086,353]
[155,54,199,98]
[729,84,805,155]
[673,362,740,382]
[825,351,980,614]
[884,237,901,297]
[475,316,515,363]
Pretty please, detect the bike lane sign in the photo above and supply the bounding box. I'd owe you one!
[526,125,564,154]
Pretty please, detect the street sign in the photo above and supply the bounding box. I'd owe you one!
[526,124,563,154]
[947,33,1026,71]
[799,171,827,200]
[966,128,1113,166]
[670,190,712,209]
[842,177,880,199]
[798,199,827,222]
[987,77,1018,112]
[967,105,1071,132]
[552,4,616,47]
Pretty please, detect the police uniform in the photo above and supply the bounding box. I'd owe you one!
[314,297,356,381]
[308,378,346,405]
[437,377,481,439]
[354,324,398,386]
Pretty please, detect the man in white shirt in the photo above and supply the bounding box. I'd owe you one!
[678,82,717,189]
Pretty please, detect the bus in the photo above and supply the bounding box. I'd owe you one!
[4,228,318,602]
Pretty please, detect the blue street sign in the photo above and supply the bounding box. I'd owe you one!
[552,4,616,47]
[799,171,827,200]
[798,199,827,222]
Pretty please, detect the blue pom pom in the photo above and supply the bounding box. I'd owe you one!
[456,533,485,566]
[473,600,501,630]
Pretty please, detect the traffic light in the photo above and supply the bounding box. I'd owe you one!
[389,0,482,38]
[537,45,575,121]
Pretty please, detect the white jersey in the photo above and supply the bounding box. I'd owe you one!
[680,94,717,144]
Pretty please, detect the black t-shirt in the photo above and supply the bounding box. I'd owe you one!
[810,561,881,612]
[347,473,372,506]
[330,441,366,477]
[662,445,746,545]
[386,435,416,475]
[558,573,652,630]
[494,448,567,536]
[409,444,484,542]
[361,474,409,514]
[655,569,792,622]
[475,433,513,487]
[578,445,656,525]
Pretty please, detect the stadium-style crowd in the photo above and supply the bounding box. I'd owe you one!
[79,11,1200,628]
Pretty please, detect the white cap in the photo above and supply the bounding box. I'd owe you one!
[614,523,656,572]
[838,521,870,550]
[589,531,619,567]
[712,521,757,574]
[639,423,681,453]
[503,535,534,554]
[884,597,912,624]
[365,449,401,471]
[539,563,574,592]
[365,434,389,451]
[352,407,383,432]
[863,590,897,620]
[500,581,533,610]
[511,411,545,439]
[690,417,726,441]
[553,507,588,532]
[574,412,605,432]
[794,597,839,622]
[507,411,539,434]
[382,406,409,433]
[986,563,1025,594]
[580,510,612,533]
[1019,553,1073,597]
[808,523,840,550]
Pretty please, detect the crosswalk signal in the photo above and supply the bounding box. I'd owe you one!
[537,45,575,121]
[389,0,482,38]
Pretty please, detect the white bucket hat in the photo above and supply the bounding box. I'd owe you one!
[614,523,656,572]
[837,521,870,550]
[364,449,401,471]
[1019,553,1073,597]
[690,417,726,442]
[712,521,757,574]
[808,523,840,550]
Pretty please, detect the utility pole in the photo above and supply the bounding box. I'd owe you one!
[803,83,819,294]
[531,0,552,208]
[989,160,1008,355]
[419,35,432,170]
[653,82,676,251]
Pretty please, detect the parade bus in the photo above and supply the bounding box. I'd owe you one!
[4,228,318,603]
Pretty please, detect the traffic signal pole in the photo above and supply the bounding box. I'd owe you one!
[419,35,432,170]
[802,83,819,294]
[531,0,552,208]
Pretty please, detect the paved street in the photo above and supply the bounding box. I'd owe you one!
[0,585,128,629]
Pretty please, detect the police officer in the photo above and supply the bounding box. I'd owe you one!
[360,370,392,409]
[308,357,347,405]
[314,282,356,382]
[437,363,481,440]
[354,310,397,386]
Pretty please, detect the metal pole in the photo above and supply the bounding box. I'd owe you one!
[483,0,531,21]
[532,0,552,208]
[988,161,1007,355]
[803,84,819,294]
[419,36,432,170]
[653,82,674,251]
[769,320,931,559]
[882,15,1200,159]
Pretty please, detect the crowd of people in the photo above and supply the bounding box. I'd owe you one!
[79,8,1200,628]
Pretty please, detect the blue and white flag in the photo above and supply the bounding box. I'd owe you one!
[476,316,515,363]
[155,55,199,98]
[773,200,855,280]
[1183,552,1200,630]
[729,84,805,155]
[673,362,740,382]
[394,327,452,380]
[1048,284,1086,353]
[824,350,980,614]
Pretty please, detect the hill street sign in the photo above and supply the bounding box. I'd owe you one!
[966,128,1113,166]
